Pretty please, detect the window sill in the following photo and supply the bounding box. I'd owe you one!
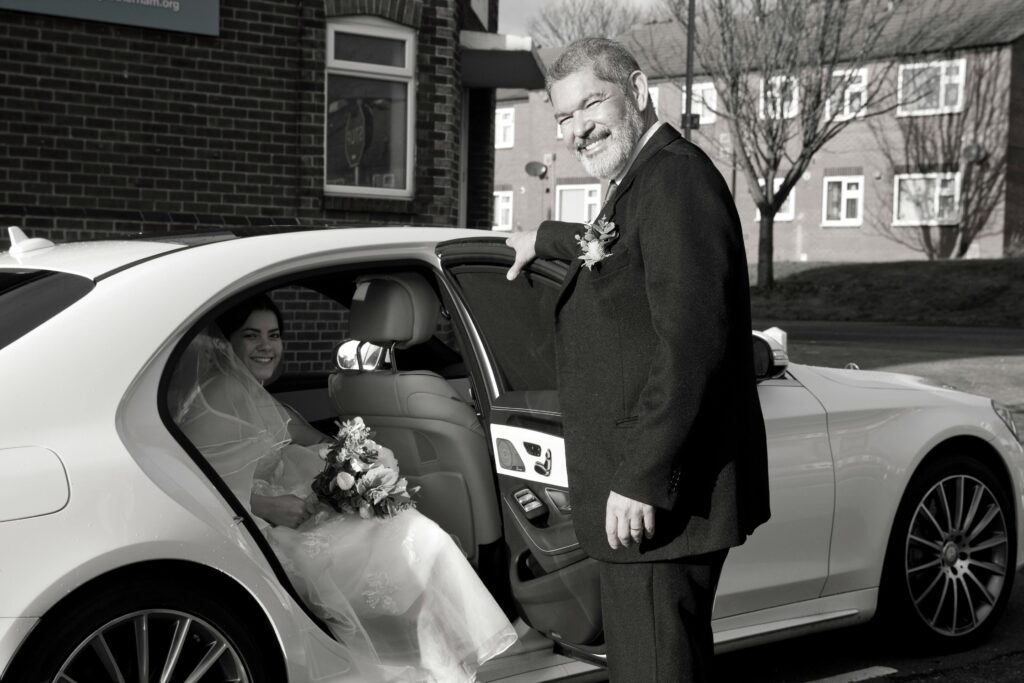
[891,220,960,228]
[322,194,418,216]
[895,108,963,118]
[821,221,862,228]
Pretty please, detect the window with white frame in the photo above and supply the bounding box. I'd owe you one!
[324,17,415,198]
[495,108,515,149]
[493,191,513,230]
[898,58,966,116]
[827,68,868,121]
[756,177,794,222]
[821,176,864,226]
[682,82,717,125]
[759,75,798,119]
[556,184,602,223]
[892,172,960,226]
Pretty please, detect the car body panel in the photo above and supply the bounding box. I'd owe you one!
[2,227,1022,679]
[790,363,1024,595]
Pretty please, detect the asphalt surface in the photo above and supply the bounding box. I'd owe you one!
[752,320,1024,358]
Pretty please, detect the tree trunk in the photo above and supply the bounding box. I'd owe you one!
[757,212,775,291]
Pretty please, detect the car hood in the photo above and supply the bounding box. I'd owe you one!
[792,364,948,392]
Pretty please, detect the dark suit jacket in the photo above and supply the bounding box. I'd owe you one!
[535,124,770,563]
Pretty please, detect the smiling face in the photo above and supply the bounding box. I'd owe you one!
[228,309,283,384]
[551,66,647,180]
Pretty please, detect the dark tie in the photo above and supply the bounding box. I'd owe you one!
[606,181,618,204]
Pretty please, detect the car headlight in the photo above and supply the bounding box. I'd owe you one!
[993,401,1021,443]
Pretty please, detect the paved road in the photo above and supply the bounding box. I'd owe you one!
[753,320,1024,357]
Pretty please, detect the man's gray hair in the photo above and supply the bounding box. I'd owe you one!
[545,37,641,94]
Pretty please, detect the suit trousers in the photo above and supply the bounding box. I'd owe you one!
[599,549,728,682]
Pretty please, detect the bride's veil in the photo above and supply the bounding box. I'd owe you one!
[168,326,292,518]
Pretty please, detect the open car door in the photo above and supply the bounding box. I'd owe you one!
[437,238,605,653]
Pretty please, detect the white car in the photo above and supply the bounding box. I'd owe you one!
[1,226,1021,682]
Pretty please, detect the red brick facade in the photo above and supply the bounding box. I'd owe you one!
[1,0,500,248]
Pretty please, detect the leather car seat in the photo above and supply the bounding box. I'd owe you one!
[328,273,501,563]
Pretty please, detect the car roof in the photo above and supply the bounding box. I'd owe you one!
[0,226,489,280]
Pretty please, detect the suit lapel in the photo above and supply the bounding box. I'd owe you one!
[555,124,682,313]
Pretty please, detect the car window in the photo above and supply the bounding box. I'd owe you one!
[0,269,94,351]
[269,285,349,375]
[447,265,558,392]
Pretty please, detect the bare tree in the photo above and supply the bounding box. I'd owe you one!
[868,51,1009,260]
[658,0,944,290]
[529,0,666,48]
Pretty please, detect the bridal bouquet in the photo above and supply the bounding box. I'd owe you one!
[311,417,418,519]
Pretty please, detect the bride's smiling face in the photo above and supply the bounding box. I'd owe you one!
[229,309,283,383]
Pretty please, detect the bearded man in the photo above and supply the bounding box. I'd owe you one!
[505,37,771,681]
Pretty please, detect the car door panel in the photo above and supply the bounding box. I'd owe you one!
[714,379,835,618]
[439,245,603,646]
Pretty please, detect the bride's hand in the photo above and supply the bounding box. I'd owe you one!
[251,493,310,528]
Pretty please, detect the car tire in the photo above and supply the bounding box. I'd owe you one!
[879,453,1016,649]
[5,574,281,683]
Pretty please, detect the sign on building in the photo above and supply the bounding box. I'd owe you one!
[0,0,219,36]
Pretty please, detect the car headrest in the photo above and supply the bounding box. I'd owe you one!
[349,273,440,349]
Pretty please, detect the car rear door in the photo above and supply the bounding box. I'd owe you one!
[437,238,604,649]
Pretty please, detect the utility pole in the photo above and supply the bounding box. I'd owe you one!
[683,0,695,140]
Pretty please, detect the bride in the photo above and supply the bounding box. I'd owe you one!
[170,294,516,682]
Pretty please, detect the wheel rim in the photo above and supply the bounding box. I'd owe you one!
[55,609,251,683]
[904,473,1009,637]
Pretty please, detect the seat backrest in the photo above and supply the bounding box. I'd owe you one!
[329,273,500,563]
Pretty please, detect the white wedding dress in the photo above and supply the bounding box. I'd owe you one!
[171,332,516,682]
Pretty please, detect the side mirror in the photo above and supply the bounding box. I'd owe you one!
[752,332,789,382]
[335,339,385,371]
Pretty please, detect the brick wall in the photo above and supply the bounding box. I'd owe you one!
[1,0,494,247]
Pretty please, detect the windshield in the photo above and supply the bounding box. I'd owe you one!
[0,269,94,351]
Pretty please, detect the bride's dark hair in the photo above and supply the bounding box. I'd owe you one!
[216,293,285,338]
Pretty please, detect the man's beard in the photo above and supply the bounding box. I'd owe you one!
[571,100,646,180]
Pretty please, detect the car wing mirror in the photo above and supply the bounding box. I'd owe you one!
[752,332,789,382]
[335,339,385,372]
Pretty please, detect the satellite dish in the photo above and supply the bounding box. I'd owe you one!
[525,161,548,178]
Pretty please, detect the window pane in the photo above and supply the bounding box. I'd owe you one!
[845,197,858,219]
[326,75,408,189]
[943,84,959,107]
[558,188,586,222]
[906,66,940,111]
[334,31,405,68]
[448,266,558,391]
[826,181,842,220]
[897,178,926,221]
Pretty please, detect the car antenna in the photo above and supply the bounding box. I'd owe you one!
[7,226,55,257]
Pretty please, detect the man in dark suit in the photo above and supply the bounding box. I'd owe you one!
[506,37,770,681]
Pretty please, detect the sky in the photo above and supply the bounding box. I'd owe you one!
[498,0,661,38]
[497,0,549,36]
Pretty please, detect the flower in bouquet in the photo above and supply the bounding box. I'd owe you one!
[311,417,419,519]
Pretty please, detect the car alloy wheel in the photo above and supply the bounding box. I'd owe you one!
[882,454,1015,648]
[4,571,282,683]
[54,609,250,683]
[903,473,1009,637]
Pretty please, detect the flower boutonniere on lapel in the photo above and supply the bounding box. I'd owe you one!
[575,217,618,270]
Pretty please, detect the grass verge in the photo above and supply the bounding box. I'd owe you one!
[750,259,1024,328]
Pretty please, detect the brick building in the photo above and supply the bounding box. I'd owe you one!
[0,0,544,247]
[493,0,1024,264]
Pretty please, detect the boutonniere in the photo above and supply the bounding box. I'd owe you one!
[575,217,618,270]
